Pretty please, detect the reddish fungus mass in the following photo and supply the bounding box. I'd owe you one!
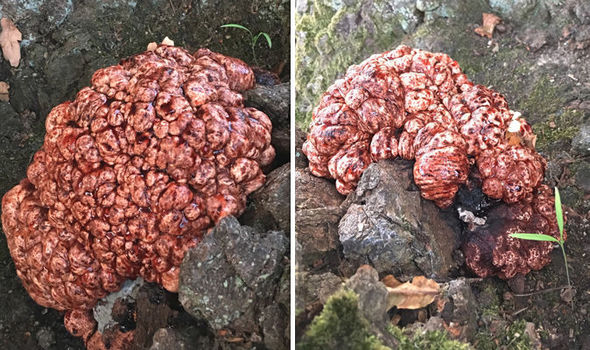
[1,45,274,314]
[303,45,561,278]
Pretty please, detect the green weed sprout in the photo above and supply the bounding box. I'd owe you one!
[220,24,272,65]
[509,187,570,288]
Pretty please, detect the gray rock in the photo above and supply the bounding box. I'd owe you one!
[296,271,343,311]
[345,266,389,328]
[489,0,545,21]
[244,83,290,162]
[404,316,447,336]
[521,27,551,51]
[574,2,590,24]
[260,304,289,350]
[296,168,346,267]
[572,124,590,156]
[241,163,290,233]
[575,161,590,193]
[344,265,398,348]
[295,128,308,169]
[410,279,478,342]
[244,83,289,127]
[338,160,460,278]
[443,279,478,341]
[150,328,189,350]
[296,0,309,14]
[179,216,288,348]
[0,0,73,44]
[36,327,56,350]
[149,327,215,350]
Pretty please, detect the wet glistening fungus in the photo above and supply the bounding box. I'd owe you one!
[303,45,561,279]
[1,44,274,347]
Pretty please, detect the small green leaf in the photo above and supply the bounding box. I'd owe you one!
[261,32,272,48]
[509,233,559,243]
[252,32,272,49]
[555,187,564,241]
[220,24,252,35]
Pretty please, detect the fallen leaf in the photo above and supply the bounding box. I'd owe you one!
[0,81,8,101]
[382,274,402,288]
[0,18,22,67]
[506,118,537,149]
[475,13,501,39]
[386,276,440,310]
[506,131,537,148]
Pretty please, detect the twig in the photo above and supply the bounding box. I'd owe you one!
[512,286,570,297]
[510,307,529,316]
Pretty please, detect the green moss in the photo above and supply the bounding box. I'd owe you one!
[478,282,502,317]
[296,307,304,317]
[533,108,584,152]
[518,77,567,121]
[474,320,532,350]
[295,0,406,129]
[298,289,390,350]
[389,326,472,350]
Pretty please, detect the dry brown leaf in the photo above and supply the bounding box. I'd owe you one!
[0,81,8,101]
[386,276,440,310]
[505,131,537,148]
[0,18,22,67]
[382,274,402,288]
[475,13,501,39]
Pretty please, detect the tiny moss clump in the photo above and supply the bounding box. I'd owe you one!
[298,289,389,350]
[388,326,472,350]
[474,320,532,350]
[299,288,472,349]
[534,108,584,152]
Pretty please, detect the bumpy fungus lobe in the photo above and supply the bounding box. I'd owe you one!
[463,184,561,279]
[303,46,559,278]
[303,46,545,207]
[1,45,274,313]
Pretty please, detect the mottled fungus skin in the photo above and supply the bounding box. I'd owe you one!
[463,185,561,279]
[303,46,544,207]
[303,45,559,279]
[1,44,274,346]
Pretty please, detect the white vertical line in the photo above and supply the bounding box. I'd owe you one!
[290,0,296,347]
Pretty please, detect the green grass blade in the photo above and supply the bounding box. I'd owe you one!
[555,187,564,242]
[509,233,559,243]
[261,32,272,48]
[220,24,252,35]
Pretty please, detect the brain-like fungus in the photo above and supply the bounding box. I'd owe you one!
[2,44,274,346]
[463,184,561,279]
[302,45,561,278]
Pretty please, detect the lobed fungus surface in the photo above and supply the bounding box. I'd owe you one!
[303,45,560,278]
[1,44,274,347]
